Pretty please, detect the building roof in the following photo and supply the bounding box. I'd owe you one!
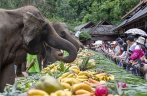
[114,5,147,31]
[122,0,147,19]
[74,22,95,31]
[89,25,117,35]
[97,20,112,25]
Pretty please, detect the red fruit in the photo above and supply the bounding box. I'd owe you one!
[98,70,104,74]
[95,85,108,96]
[117,82,127,88]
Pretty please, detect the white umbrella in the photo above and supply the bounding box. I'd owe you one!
[125,28,147,36]
[92,40,102,45]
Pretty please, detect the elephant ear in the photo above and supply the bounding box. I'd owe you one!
[22,12,44,45]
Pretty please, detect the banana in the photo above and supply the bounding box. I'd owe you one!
[77,76,88,79]
[109,75,115,80]
[55,90,65,96]
[49,64,55,69]
[64,90,72,96]
[72,83,92,92]
[60,82,71,90]
[50,93,57,96]
[75,89,91,95]
[69,66,80,70]
[60,72,70,79]
[95,73,106,77]
[27,89,49,96]
[63,78,79,85]
[66,74,76,78]
[70,69,80,74]
[77,78,88,82]
[78,71,89,76]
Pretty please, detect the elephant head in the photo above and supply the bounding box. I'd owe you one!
[22,12,77,63]
[51,21,80,51]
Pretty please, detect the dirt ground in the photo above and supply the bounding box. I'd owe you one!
[15,72,28,81]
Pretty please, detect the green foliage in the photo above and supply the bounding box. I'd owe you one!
[79,32,91,41]
[0,0,141,29]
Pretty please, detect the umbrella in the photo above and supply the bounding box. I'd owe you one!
[92,40,102,46]
[125,28,147,36]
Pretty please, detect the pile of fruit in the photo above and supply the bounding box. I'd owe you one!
[1,49,126,96]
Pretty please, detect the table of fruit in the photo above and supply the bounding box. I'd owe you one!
[1,49,147,96]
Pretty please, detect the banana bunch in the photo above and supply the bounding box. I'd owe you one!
[58,72,77,82]
[60,78,80,90]
[76,71,89,81]
[88,70,97,78]
[27,89,49,96]
[43,64,59,73]
[69,66,80,74]
[72,83,93,95]
[50,89,72,96]
[95,73,115,81]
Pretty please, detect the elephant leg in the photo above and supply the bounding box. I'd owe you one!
[16,64,24,77]
[0,64,15,92]
[22,62,26,72]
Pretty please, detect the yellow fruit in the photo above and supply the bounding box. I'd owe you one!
[99,80,106,85]
[78,71,89,76]
[27,89,49,96]
[65,91,72,96]
[50,93,57,96]
[77,76,88,79]
[75,89,91,95]
[60,82,71,90]
[37,76,63,94]
[60,72,70,79]
[49,64,55,69]
[69,66,80,70]
[70,69,80,74]
[77,78,88,82]
[72,83,92,92]
[55,90,65,96]
[109,75,115,80]
[96,73,106,77]
[63,78,78,85]
[66,74,75,78]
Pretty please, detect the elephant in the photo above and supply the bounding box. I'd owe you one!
[15,22,82,77]
[37,21,81,67]
[0,5,77,92]
[60,23,84,49]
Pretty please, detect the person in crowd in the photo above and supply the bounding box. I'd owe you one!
[134,34,140,41]
[123,35,137,73]
[75,29,82,39]
[112,40,123,57]
[128,36,145,76]
[26,54,40,76]
[139,38,147,79]
[113,43,128,68]
[106,42,115,60]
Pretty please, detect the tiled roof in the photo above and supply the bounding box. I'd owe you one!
[89,25,117,35]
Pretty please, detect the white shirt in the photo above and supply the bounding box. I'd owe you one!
[129,42,136,51]
[114,45,120,56]
[75,31,81,38]
[120,51,127,59]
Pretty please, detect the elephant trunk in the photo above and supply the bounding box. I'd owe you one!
[67,36,80,52]
[46,35,77,63]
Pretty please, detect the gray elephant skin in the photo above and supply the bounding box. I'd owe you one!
[0,5,77,92]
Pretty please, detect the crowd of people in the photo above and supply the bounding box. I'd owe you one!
[94,34,147,79]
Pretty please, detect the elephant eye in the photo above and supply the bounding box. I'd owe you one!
[61,31,66,38]
[41,24,48,34]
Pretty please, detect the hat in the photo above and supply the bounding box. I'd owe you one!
[126,35,134,42]
[111,41,116,45]
[116,37,122,41]
[136,37,145,45]
[117,40,123,45]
